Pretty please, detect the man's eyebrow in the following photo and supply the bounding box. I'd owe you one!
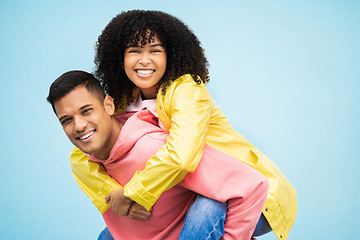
[79,104,92,110]
[58,104,92,122]
[58,115,69,123]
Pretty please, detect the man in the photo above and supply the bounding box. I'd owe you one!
[47,70,268,239]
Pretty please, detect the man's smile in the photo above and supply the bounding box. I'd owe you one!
[77,130,96,141]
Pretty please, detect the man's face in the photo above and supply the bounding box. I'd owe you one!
[54,86,118,159]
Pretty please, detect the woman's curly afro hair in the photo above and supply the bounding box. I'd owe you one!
[94,10,209,108]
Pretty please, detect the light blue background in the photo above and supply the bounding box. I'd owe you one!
[1,0,359,239]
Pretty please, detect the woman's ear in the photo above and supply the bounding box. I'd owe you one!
[103,95,115,115]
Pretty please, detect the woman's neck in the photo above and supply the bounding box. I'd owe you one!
[140,85,159,99]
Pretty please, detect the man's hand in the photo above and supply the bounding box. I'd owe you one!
[128,202,152,221]
[105,188,133,216]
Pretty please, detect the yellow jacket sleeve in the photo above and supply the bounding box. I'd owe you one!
[124,75,211,210]
[70,147,122,214]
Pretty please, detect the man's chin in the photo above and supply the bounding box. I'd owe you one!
[73,144,91,155]
[72,142,101,157]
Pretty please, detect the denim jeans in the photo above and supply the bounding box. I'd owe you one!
[178,194,227,240]
[98,195,272,240]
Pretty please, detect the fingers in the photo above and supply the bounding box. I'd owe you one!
[127,202,152,221]
[105,194,111,203]
[105,188,133,216]
[128,212,150,221]
[111,203,131,216]
[105,188,150,220]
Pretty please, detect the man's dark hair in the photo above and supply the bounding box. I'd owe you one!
[47,70,106,114]
[95,10,209,109]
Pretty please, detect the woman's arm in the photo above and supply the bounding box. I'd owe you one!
[124,75,212,210]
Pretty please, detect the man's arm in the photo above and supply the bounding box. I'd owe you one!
[70,147,121,214]
[71,147,152,220]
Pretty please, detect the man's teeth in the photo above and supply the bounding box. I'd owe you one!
[136,70,154,75]
[80,131,94,140]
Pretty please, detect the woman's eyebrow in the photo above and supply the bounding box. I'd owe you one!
[126,43,164,48]
[149,43,164,48]
[126,44,139,48]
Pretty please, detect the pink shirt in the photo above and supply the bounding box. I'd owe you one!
[88,110,268,240]
[124,93,165,129]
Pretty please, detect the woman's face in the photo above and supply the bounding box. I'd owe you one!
[124,35,167,99]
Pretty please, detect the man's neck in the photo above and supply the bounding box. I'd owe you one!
[93,117,122,160]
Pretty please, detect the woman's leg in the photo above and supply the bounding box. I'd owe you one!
[97,195,272,240]
[179,195,272,240]
[97,227,114,240]
[97,195,227,240]
[252,213,272,237]
[178,194,227,240]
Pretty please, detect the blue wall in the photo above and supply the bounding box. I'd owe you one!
[0,0,359,239]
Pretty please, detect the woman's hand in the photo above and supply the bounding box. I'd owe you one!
[105,188,152,220]
[128,202,152,221]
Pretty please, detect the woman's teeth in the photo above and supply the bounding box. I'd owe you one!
[136,70,154,75]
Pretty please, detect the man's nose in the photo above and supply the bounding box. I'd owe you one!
[74,117,87,132]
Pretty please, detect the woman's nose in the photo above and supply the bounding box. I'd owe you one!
[138,53,152,65]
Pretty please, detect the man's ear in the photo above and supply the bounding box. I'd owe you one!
[103,95,115,115]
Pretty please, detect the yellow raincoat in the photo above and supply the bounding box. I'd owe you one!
[70,74,297,240]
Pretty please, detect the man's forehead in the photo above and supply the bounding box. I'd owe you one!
[54,86,100,115]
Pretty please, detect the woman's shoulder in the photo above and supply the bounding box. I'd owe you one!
[159,74,210,105]
[176,74,202,84]
[166,74,206,92]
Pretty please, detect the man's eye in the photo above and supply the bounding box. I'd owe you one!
[61,118,72,125]
[83,108,93,115]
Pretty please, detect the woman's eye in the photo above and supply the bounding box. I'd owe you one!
[127,48,140,53]
[152,48,164,53]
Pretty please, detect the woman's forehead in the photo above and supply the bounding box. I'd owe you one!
[127,31,162,47]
